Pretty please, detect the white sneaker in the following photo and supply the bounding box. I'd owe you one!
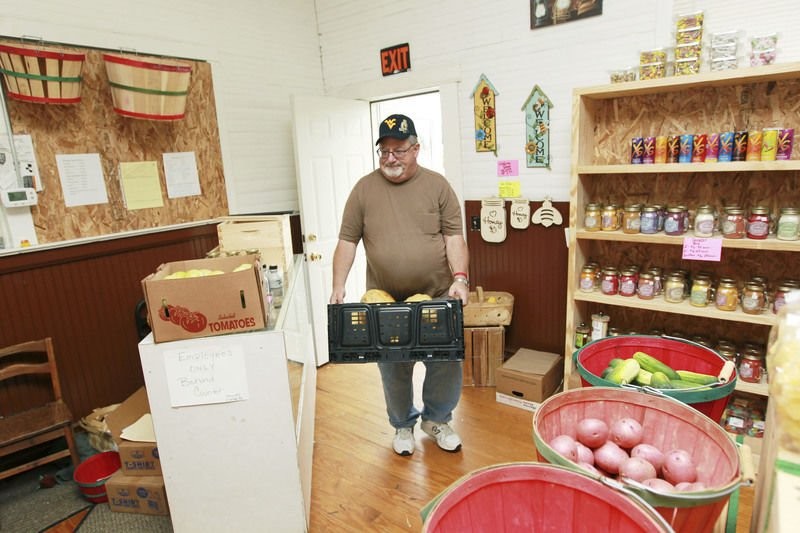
[421,420,462,452]
[393,427,415,456]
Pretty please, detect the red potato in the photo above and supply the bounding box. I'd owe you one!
[575,442,594,465]
[631,443,666,472]
[578,462,602,476]
[549,434,578,462]
[576,418,609,448]
[609,418,644,449]
[593,440,629,474]
[619,456,657,483]
[642,478,675,492]
[661,449,698,485]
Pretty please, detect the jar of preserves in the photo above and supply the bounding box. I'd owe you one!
[773,284,795,314]
[574,322,591,348]
[741,282,767,314]
[693,205,716,237]
[664,207,686,236]
[652,205,666,232]
[619,268,638,297]
[584,203,602,231]
[716,343,738,365]
[739,350,764,383]
[601,204,621,231]
[777,207,800,240]
[690,277,712,307]
[640,206,659,234]
[622,205,641,234]
[746,206,771,239]
[637,272,656,300]
[715,278,739,311]
[647,266,664,295]
[585,262,601,289]
[600,267,620,295]
[721,207,746,238]
[664,273,686,303]
[579,266,596,293]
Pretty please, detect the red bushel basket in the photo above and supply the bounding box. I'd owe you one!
[73,451,121,503]
[574,335,737,422]
[420,462,672,532]
[533,387,745,533]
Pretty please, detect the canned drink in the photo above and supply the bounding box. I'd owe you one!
[692,133,707,162]
[667,135,681,163]
[631,137,644,164]
[762,128,779,161]
[718,131,734,162]
[654,136,668,163]
[777,128,794,160]
[706,133,720,162]
[678,134,694,163]
[733,130,749,161]
[643,136,656,164]
[746,130,763,161]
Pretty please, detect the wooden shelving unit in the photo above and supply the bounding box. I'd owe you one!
[564,62,800,404]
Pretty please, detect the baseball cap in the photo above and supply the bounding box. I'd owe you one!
[376,114,417,145]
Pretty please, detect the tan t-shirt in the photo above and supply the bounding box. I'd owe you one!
[339,166,464,301]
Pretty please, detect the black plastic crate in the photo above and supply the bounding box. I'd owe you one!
[328,299,464,363]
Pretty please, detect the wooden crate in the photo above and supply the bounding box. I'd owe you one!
[216,215,293,274]
[463,326,505,387]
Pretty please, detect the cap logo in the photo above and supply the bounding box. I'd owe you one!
[399,119,409,133]
[384,118,397,130]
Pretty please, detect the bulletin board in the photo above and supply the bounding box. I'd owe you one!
[1,39,228,244]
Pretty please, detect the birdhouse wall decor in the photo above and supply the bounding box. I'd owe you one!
[472,74,498,155]
[521,85,553,168]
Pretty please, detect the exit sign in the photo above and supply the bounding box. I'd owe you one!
[380,43,410,76]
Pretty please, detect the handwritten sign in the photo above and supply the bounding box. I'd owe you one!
[498,180,521,198]
[163,344,249,407]
[682,237,723,262]
[497,160,519,177]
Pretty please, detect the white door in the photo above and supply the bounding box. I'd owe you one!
[291,96,372,366]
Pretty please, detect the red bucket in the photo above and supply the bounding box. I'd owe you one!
[420,462,671,532]
[533,387,743,533]
[575,335,737,421]
[73,451,121,503]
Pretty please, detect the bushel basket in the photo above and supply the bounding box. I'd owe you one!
[533,387,744,533]
[574,335,736,421]
[0,42,85,104]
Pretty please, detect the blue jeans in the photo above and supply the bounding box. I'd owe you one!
[377,361,463,429]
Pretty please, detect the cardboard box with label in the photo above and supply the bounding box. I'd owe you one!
[106,469,169,516]
[495,348,564,405]
[105,387,162,476]
[141,254,266,343]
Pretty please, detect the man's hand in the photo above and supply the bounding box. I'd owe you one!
[330,287,346,304]
[448,280,469,306]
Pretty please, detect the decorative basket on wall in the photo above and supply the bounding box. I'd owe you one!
[0,42,85,104]
[102,53,192,121]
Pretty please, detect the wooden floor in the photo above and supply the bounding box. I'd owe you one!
[309,363,755,532]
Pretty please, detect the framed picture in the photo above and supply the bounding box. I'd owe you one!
[530,0,603,30]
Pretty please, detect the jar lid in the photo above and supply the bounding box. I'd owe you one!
[696,205,715,213]
[639,272,654,279]
[745,282,765,291]
[750,206,770,214]
[725,207,744,214]
[624,205,641,212]
[643,206,658,212]
[667,206,684,213]
[621,268,637,275]
[602,267,619,274]
[585,203,602,209]
[742,352,763,361]
[780,207,800,214]
[604,204,619,210]
[693,278,710,285]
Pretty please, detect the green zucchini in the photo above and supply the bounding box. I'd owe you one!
[633,351,680,380]
[676,370,718,385]
[605,358,641,385]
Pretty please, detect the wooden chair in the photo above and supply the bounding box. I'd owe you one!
[0,338,79,480]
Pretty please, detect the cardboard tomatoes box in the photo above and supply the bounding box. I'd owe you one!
[106,470,169,516]
[105,387,161,476]
[495,348,564,403]
[141,254,266,343]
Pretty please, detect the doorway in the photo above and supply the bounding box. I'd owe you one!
[370,92,443,174]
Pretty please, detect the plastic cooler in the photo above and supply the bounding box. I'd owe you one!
[533,387,745,533]
[420,462,671,532]
[574,335,737,421]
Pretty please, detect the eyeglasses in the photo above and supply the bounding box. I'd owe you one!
[376,145,415,159]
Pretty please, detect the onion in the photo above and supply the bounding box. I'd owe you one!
[593,440,629,474]
[609,418,644,449]
[631,443,666,472]
[576,418,609,448]
[662,449,697,485]
[576,442,594,465]
[619,456,657,483]
[549,434,578,462]
[642,478,675,492]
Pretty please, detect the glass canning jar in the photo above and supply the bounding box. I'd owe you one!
[664,273,686,303]
[746,206,771,239]
[622,205,641,234]
[777,207,800,240]
[693,205,716,237]
[715,278,739,311]
[741,282,767,314]
[690,277,712,307]
[721,207,746,238]
[601,204,621,231]
[584,203,602,231]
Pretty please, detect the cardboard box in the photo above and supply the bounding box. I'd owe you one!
[141,254,266,343]
[106,470,169,516]
[105,387,161,476]
[495,348,564,403]
[495,391,543,412]
[463,326,504,386]
[217,215,294,276]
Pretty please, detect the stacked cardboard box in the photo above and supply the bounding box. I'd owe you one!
[495,348,564,412]
[104,387,169,516]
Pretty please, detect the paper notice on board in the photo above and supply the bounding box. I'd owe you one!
[163,152,201,198]
[55,153,109,207]
[119,161,164,210]
[0,134,42,191]
[163,344,249,407]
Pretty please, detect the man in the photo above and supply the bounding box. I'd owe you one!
[330,113,470,456]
